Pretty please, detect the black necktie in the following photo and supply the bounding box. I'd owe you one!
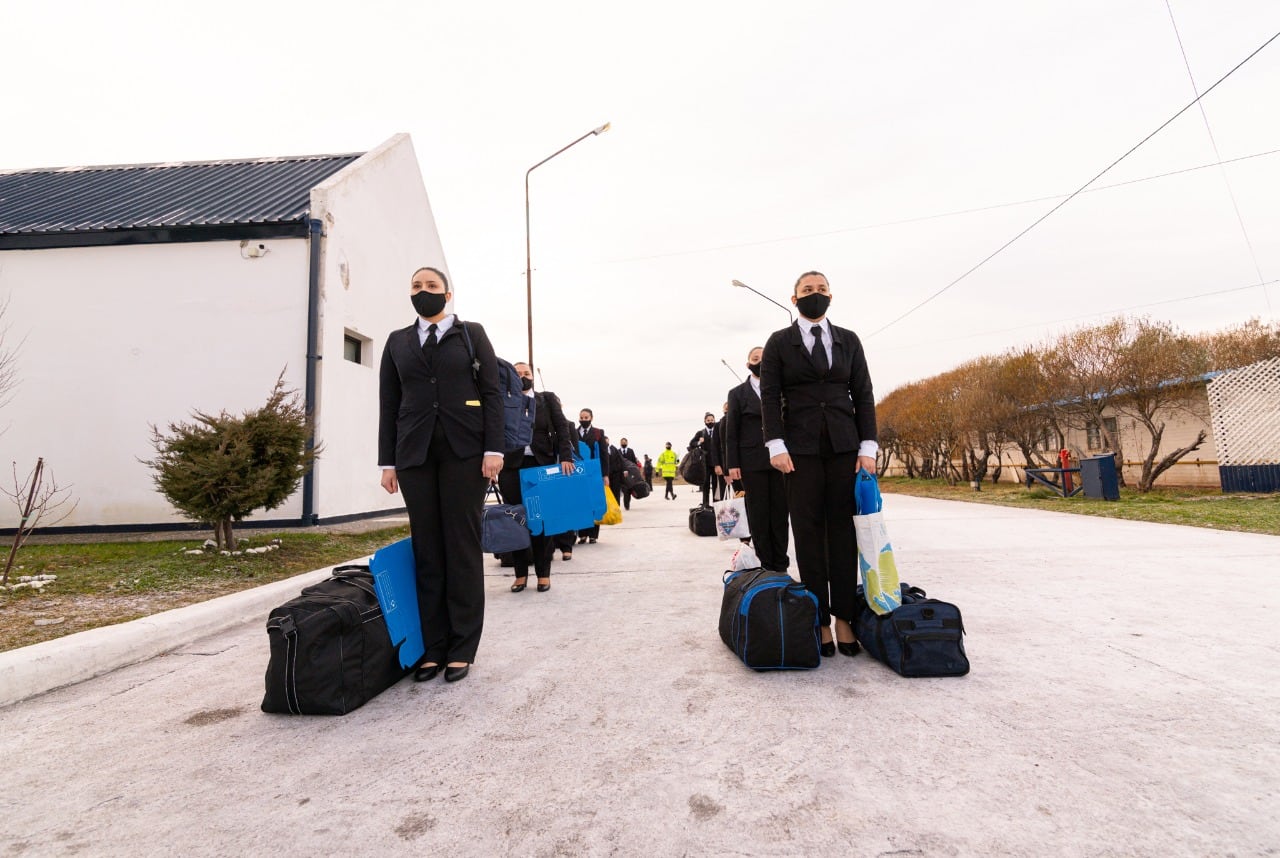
[423,323,438,352]
[812,325,829,373]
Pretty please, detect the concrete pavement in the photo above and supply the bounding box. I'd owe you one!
[1,493,1277,856]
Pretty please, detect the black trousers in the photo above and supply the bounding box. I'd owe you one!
[740,467,790,573]
[664,477,676,498]
[396,429,488,664]
[610,479,630,510]
[713,472,728,502]
[786,444,858,627]
[499,455,555,578]
[553,531,576,552]
[700,470,713,507]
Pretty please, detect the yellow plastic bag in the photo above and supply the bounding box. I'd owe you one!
[596,486,623,526]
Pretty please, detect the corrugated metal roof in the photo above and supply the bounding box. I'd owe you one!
[0,153,362,238]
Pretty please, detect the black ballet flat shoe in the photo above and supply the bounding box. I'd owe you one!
[820,641,836,658]
[576,536,588,545]
[837,640,861,658]
[537,581,550,592]
[444,664,470,683]
[511,579,527,593]
[414,663,441,682]
[560,551,572,561]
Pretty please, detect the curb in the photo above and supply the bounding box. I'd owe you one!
[0,559,368,709]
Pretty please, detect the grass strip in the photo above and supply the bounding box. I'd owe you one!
[1,526,409,653]
[880,477,1280,535]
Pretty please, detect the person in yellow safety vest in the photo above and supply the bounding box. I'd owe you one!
[657,442,680,500]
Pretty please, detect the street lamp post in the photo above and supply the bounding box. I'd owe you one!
[731,279,794,323]
[525,121,611,374]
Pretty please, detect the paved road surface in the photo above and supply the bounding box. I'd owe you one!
[2,494,1276,856]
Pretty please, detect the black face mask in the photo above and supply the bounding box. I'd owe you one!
[705,422,714,428]
[795,293,830,321]
[520,377,533,391]
[411,291,448,318]
[747,362,761,377]
[580,420,592,429]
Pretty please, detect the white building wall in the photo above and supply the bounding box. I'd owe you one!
[308,133,449,520]
[0,239,310,527]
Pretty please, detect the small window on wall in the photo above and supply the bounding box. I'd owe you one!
[1087,417,1117,450]
[343,330,371,367]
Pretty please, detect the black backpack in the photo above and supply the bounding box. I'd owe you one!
[458,323,535,451]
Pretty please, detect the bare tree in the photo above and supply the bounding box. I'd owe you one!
[2,458,78,585]
[0,295,20,419]
[1198,317,1280,371]
[1042,319,1131,486]
[1113,319,1211,492]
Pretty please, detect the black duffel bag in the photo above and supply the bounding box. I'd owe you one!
[720,568,820,670]
[262,565,409,715]
[854,582,969,677]
[679,448,706,485]
[621,462,650,498]
[689,504,716,537]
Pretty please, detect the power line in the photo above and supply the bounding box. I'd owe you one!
[1165,0,1272,317]
[597,147,1280,265]
[866,27,1280,340]
[875,278,1279,354]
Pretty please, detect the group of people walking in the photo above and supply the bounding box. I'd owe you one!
[378,266,876,681]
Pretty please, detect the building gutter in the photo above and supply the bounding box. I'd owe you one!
[301,218,323,524]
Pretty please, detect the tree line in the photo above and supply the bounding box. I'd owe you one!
[875,317,1280,493]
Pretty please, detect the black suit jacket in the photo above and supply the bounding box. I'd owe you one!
[503,390,575,468]
[725,379,770,472]
[607,445,626,477]
[378,318,504,467]
[760,320,876,456]
[619,446,638,466]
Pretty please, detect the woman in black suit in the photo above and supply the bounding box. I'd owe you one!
[760,271,878,660]
[378,266,505,684]
[498,361,576,593]
[725,346,790,574]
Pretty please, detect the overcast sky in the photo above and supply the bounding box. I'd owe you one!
[3,1,1278,459]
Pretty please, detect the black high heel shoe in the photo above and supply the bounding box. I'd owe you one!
[511,578,527,593]
[837,640,861,657]
[820,641,836,658]
[444,664,470,683]
[536,579,550,592]
[414,663,441,682]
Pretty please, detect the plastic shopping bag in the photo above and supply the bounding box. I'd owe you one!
[729,541,760,571]
[597,484,623,526]
[853,469,901,615]
[713,493,751,540]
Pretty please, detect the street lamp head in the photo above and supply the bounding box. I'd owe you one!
[593,122,611,135]
[731,279,747,288]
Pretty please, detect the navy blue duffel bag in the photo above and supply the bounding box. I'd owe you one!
[854,582,969,677]
[720,568,821,670]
